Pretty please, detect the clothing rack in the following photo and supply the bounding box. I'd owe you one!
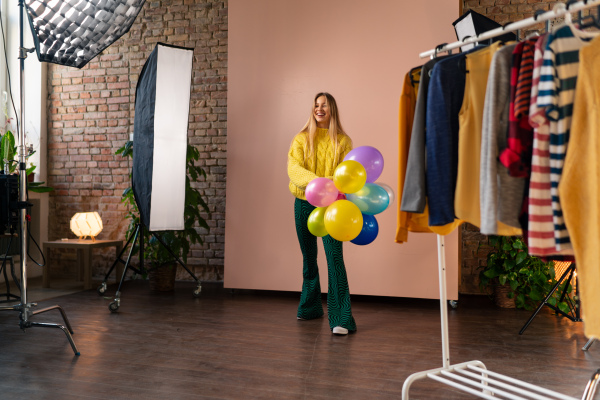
[420,0,600,58]
[402,1,600,398]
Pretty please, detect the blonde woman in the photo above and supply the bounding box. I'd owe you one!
[287,92,356,335]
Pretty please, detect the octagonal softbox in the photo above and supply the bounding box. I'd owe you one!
[24,0,146,68]
[132,43,194,231]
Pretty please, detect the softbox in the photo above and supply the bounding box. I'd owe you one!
[132,43,194,232]
[24,0,146,68]
[453,10,516,51]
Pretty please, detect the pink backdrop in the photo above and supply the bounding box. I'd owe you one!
[226,0,460,299]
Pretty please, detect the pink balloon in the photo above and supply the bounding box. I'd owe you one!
[305,178,338,207]
[344,146,384,183]
[336,192,347,200]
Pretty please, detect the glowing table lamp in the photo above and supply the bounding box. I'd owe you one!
[70,212,103,241]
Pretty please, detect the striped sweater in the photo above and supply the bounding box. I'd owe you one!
[537,24,598,252]
[527,33,556,256]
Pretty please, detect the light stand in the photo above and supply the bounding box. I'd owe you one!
[97,222,202,313]
[0,0,79,356]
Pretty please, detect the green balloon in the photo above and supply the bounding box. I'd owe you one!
[307,207,328,237]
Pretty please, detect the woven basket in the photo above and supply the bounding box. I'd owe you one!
[494,284,516,309]
[148,263,177,292]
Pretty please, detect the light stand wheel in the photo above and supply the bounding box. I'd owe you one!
[97,281,107,295]
[193,283,202,298]
[449,300,458,309]
[108,301,119,313]
[108,293,120,313]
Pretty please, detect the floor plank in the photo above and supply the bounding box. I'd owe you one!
[0,281,598,399]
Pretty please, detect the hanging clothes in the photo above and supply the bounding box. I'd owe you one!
[527,34,557,256]
[560,35,600,339]
[425,49,479,230]
[396,67,432,244]
[480,42,526,235]
[401,57,446,214]
[499,37,537,177]
[537,24,599,252]
[454,41,522,236]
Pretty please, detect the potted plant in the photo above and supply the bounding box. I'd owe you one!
[478,236,572,312]
[0,126,53,193]
[116,141,210,291]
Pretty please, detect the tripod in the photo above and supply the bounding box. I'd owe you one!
[519,262,580,335]
[97,222,202,312]
[0,0,79,355]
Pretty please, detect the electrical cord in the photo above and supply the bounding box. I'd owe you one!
[0,10,21,136]
[1,13,45,268]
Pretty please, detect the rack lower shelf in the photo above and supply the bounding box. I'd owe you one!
[401,235,600,400]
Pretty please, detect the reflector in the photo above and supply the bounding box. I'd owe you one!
[24,0,146,68]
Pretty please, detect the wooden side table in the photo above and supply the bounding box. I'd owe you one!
[42,239,124,290]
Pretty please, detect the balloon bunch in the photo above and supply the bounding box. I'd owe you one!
[305,146,393,245]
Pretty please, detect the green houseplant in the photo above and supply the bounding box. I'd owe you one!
[116,140,210,290]
[479,236,572,312]
[0,126,53,193]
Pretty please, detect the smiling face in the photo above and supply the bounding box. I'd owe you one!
[314,95,331,128]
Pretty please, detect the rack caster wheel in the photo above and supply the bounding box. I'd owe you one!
[97,282,107,295]
[449,300,458,309]
[193,284,202,298]
[108,301,119,313]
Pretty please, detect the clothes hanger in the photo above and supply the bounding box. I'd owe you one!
[576,0,600,29]
[409,65,421,87]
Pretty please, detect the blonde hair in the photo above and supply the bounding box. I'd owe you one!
[299,92,348,164]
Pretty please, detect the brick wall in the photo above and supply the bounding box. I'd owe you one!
[46,0,228,281]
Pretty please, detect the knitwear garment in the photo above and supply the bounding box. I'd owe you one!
[288,128,352,200]
[559,35,600,338]
[480,43,526,235]
[528,34,558,256]
[455,42,522,236]
[537,24,598,252]
[396,68,432,243]
[401,57,446,214]
[425,51,471,228]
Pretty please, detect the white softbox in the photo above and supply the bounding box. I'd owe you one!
[132,43,194,232]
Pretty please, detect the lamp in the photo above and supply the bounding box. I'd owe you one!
[70,212,103,241]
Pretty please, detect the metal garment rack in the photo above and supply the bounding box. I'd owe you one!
[403,1,600,398]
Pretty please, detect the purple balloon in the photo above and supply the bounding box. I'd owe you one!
[344,146,384,183]
[305,178,339,207]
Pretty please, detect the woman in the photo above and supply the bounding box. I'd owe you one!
[287,92,356,335]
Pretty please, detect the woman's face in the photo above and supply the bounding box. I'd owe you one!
[314,95,331,128]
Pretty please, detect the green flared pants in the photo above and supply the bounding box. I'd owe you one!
[294,198,356,332]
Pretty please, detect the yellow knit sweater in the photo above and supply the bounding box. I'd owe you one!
[288,128,352,200]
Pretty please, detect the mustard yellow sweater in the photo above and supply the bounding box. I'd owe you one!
[288,128,352,200]
[559,36,600,338]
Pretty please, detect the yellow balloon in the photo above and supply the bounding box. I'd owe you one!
[324,200,363,242]
[307,207,328,237]
[333,160,367,194]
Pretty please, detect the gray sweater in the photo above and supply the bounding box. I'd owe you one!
[480,43,525,234]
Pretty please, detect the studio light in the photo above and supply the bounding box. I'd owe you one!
[132,43,193,231]
[1,0,148,355]
[453,10,516,51]
[24,0,146,68]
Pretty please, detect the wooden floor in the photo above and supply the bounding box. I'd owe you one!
[0,281,598,399]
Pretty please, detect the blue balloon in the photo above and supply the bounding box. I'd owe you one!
[351,214,379,245]
[346,183,390,215]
